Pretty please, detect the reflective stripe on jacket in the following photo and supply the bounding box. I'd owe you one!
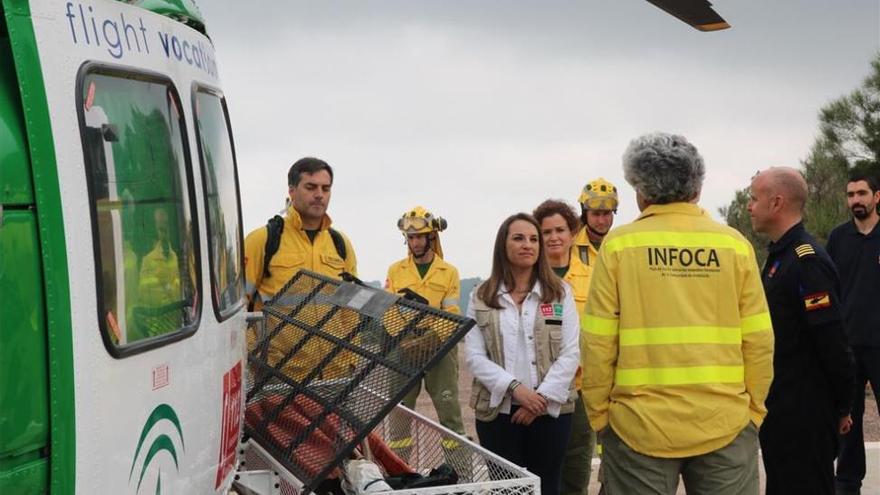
[572,228,600,269]
[582,202,774,458]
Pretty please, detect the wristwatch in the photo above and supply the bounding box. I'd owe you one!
[507,379,521,394]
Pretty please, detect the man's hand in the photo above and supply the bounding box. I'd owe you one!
[839,414,853,435]
[511,407,538,426]
[511,386,547,415]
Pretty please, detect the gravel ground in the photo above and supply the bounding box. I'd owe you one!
[862,389,880,441]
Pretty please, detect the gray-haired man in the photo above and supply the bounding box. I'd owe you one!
[583,133,774,495]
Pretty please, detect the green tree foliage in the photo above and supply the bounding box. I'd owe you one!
[719,188,768,265]
[721,53,880,257]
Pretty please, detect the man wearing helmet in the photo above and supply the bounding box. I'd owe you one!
[573,178,618,269]
[385,207,466,439]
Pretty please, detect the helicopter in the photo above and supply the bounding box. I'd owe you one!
[0,0,729,493]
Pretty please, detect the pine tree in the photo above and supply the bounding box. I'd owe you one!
[721,53,880,254]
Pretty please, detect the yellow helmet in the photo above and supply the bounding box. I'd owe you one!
[398,206,446,258]
[397,206,447,234]
[578,178,619,212]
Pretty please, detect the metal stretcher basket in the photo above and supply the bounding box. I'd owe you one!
[240,403,541,495]
[244,270,487,494]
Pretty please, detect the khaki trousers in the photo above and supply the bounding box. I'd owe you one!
[600,422,759,495]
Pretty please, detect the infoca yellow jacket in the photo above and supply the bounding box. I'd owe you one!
[385,255,461,315]
[243,206,358,381]
[582,202,774,458]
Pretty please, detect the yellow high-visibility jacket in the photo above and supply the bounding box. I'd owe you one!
[565,236,596,315]
[243,206,358,381]
[244,206,357,305]
[385,255,461,315]
[582,202,774,458]
[562,244,594,392]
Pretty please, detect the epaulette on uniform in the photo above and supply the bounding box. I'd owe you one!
[794,243,816,258]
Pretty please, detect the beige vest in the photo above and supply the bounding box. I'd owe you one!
[469,291,576,422]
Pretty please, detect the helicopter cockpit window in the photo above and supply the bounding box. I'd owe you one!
[193,87,244,320]
[78,67,201,357]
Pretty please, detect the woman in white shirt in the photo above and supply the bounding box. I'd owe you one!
[465,213,580,495]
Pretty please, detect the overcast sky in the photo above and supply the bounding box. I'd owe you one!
[199,1,879,282]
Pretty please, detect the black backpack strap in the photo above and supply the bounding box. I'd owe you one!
[263,215,285,279]
[248,215,284,312]
[329,228,347,261]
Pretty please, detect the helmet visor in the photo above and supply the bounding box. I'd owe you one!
[399,216,430,232]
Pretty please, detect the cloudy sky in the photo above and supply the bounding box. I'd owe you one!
[199,1,879,282]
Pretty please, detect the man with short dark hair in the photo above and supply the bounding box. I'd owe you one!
[828,173,880,495]
[243,157,358,381]
[748,166,855,495]
[244,157,357,307]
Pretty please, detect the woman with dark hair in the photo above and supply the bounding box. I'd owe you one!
[464,213,580,495]
[532,199,595,495]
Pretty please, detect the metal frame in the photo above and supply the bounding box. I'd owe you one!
[245,270,476,493]
[237,403,540,495]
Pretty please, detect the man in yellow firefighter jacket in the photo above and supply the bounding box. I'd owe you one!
[583,133,774,494]
[572,178,618,273]
[243,157,358,381]
[385,206,466,438]
[573,178,618,495]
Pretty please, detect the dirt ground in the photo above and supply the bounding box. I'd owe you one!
[412,348,880,494]
[413,347,880,441]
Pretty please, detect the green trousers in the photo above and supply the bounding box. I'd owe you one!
[401,345,465,435]
[561,392,595,495]
[599,422,759,495]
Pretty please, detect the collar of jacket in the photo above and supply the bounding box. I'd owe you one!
[285,205,332,231]
[636,202,706,221]
[768,221,805,254]
[844,218,880,238]
[498,280,543,302]
[573,226,603,250]
[403,253,447,271]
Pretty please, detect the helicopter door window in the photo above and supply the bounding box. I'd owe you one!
[193,86,244,320]
[77,67,201,357]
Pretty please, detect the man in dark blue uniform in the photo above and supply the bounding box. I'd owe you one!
[748,167,855,495]
[828,172,880,495]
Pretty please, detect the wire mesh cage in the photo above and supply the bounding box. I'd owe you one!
[244,270,477,494]
[239,404,541,495]
[372,406,540,495]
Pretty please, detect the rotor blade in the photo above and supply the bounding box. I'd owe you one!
[645,0,731,31]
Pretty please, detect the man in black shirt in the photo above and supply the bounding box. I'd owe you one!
[827,172,880,495]
[748,167,855,495]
